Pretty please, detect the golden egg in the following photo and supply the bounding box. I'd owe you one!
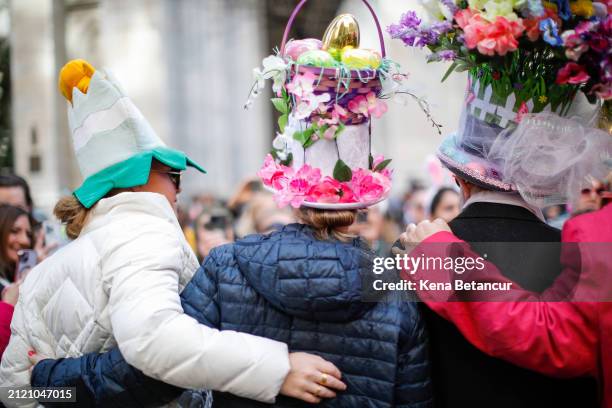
[322,14,360,52]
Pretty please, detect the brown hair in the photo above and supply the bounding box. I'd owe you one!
[0,204,33,281]
[54,184,137,240]
[297,208,357,242]
[54,196,90,240]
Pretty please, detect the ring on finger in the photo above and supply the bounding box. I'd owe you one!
[314,386,322,397]
[320,373,328,385]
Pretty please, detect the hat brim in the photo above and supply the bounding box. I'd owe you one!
[74,147,206,208]
[263,185,388,210]
[437,151,515,192]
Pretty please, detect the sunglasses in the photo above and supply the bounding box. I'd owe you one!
[152,170,182,190]
[581,187,605,196]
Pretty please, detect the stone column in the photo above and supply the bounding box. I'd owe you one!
[10,0,65,213]
[160,0,271,200]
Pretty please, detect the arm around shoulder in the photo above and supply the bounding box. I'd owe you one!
[106,222,290,402]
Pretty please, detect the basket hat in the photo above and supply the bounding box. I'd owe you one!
[255,2,395,210]
[59,59,205,208]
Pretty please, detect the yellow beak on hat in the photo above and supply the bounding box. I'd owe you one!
[58,59,95,104]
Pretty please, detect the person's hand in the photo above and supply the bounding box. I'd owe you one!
[27,349,49,375]
[28,350,46,366]
[280,352,347,404]
[197,231,231,258]
[1,282,20,306]
[400,219,452,249]
[34,229,58,262]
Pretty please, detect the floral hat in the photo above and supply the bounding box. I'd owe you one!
[390,0,611,202]
[247,12,437,210]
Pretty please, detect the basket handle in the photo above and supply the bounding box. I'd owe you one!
[280,0,386,58]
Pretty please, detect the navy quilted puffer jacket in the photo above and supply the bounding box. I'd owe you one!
[32,223,431,407]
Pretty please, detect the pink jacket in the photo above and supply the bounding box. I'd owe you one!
[411,204,612,407]
[0,301,14,359]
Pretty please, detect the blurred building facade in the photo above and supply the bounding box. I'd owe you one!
[7,0,464,214]
[9,0,272,213]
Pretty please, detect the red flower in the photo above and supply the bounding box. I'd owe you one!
[556,62,591,85]
[523,9,561,41]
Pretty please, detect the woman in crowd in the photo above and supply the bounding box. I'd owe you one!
[0,204,33,358]
[0,60,345,407]
[428,187,460,223]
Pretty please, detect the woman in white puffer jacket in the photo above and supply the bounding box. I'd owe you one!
[0,60,345,407]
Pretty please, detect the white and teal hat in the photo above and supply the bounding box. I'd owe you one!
[59,59,205,208]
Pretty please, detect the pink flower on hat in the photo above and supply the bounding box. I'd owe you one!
[556,62,591,84]
[515,101,530,123]
[308,177,356,203]
[347,92,388,118]
[350,168,392,202]
[455,9,478,29]
[348,95,369,116]
[286,71,316,100]
[258,154,292,190]
[460,12,524,56]
[275,164,322,208]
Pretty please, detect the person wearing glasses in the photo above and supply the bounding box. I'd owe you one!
[573,178,606,216]
[0,60,345,407]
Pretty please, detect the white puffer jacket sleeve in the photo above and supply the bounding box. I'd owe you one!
[105,216,290,403]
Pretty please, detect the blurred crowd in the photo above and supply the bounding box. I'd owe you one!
[0,165,609,306]
[0,165,609,375]
[176,167,612,264]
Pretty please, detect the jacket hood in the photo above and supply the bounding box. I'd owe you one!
[234,224,381,323]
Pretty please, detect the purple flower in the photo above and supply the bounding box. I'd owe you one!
[431,21,453,35]
[389,11,453,48]
[387,11,421,38]
[438,50,457,61]
[400,11,422,29]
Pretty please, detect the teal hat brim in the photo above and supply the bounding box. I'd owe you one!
[74,146,206,208]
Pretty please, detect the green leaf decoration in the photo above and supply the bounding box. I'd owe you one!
[374,158,392,172]
[280,152,293,166]
[335,123,345,138]
[293,127,316,147]
[317,124,329,139]
[278,114,288,133]
[303,137,317,148]
[271,98,289,114]
[441,62,458,82]
[333,159,352,182]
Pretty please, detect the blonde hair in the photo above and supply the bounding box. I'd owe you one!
[297,208,357,242]
[53,196,91,240]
